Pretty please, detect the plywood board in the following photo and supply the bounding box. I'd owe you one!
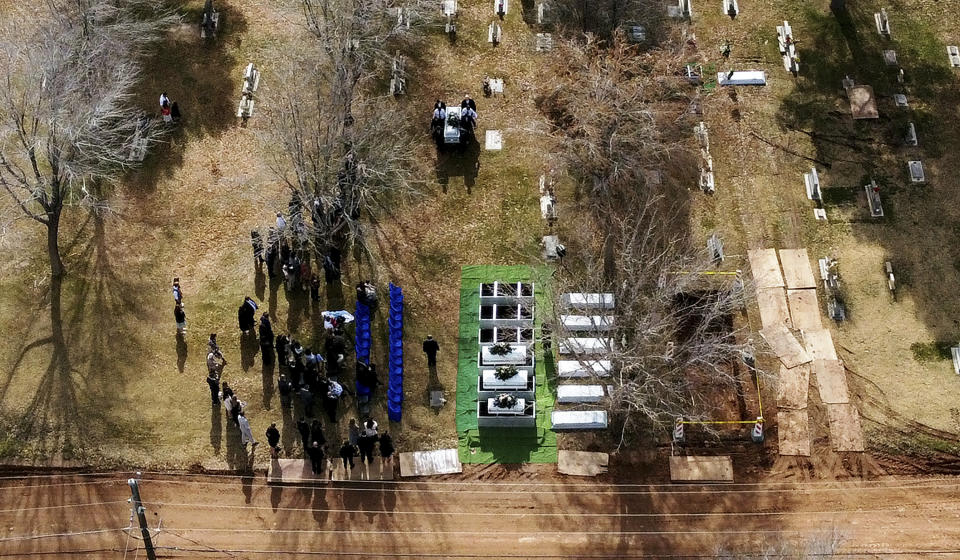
[748,248,784,288]
[757,287,792,329]
[827,403,865,452]
[779,249,817,289]
[777,363,810,409]
[787,289,822,331]
[803,329,838,361]
[760,325,812,368]
[778,409,811,456]
[398,449,462,477]
[558,450,609,476]
[669,455,734,482]
[813,359,850,404]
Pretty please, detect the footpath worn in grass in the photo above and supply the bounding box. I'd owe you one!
[456,265,557,464]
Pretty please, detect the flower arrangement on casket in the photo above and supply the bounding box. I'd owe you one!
[494,365,519,381]
[489,342,513,356]
[493,393,517,409]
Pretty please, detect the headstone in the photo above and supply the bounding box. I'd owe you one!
[685,64,703,84]
[389,53,407,96]
[494,0,508,16]
[679,0,692,18]
[885,261,896,293]
[804,167,821,201]
[905,122,917,146]
[949,46,960,68]
[827,298,846,322]
[908,161,925,183]
[396,6,411,28]
[127,119,150,162]
[708,233,724,263]
[874,8,890,37]
[542,235,563,260]
[485,129,502,150]
[777,21,799,73]
[442,0,457,15]
[700,167,715,194]
[557,385,605,404]
[201,0,219,39]
[551,410,608,431]
[625,24,647,43]
[488,22,502,44]
[864,179,883,218]
[842,75,855,89]
[952,347,960,376]
[814,208,827,221]
[430,390,447,408]
[445,14,456,34]
[894,93,908,107]
[488,78,504,94]
[536,32,553,51]
[883,50,898,66]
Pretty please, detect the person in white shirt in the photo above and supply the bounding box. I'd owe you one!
[159,92,170,108]
[363,418,378,438]
[276,212,286,231]
[237,412,257,447]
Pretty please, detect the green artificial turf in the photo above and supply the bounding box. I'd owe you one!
[455,265,557,464]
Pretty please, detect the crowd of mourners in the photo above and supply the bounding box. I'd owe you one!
[175,201,396,476]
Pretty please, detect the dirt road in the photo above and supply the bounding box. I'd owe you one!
[1,472,959,558]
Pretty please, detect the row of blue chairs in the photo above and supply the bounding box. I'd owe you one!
[387,283,404,422]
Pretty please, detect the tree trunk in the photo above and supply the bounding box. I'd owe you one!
[47,208,65,279]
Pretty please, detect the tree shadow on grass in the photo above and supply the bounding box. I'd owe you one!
[125,4,249,195]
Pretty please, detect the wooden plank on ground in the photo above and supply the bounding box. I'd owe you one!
[827,403,865,452]
[813,359,850,404]
[748,249,784,288]
[778,409,811,456]
[757,287,792,329]
[399,449,462,477]
[267,458,328,483]
[803,329,838,361]
[558,450,609,477]
[760,325,812,368]
[669,456,734,482]
[777,363,810,409]
[787,289,822,331]
[779,249,817,289]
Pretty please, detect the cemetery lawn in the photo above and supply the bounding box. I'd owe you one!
[2,0,960,474]
[0,0,557,469]
[692,0,960,467]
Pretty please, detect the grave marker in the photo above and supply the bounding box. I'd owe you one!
[777,21,799,73]
[949,46,960,68]
[485,129,502,150]
[894,93,908,107]
[717,70,766,86]
[905,122,917,146]
[885,261,896,294]
[864,179,883,218]
[883,50,898,66]
[707,233,724,264]
[908,160,925,183]
[201,0,219,39]
[952,347,960,376]
[804,167,821,201]
[694,121,710,151]
[389,53,407,96]
[813,208,827,221]
[127,119,150,162]
[494,0,507,17]
[536,32,553,51]
[723,0,738,17]
[685,64,703,84]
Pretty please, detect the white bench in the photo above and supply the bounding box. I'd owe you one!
[561,293,615,310]
[804,167,821,200]
[908,161,925,183]
[560,315,614,332]
[949,46,960,68]
[237,63,261,119]
[557,360,612,378]
[557,385,604,404]
[717,70,766,86]
[551,410,608,431]
[559,337,611,355]
[488,22,502,44]
[874,8,890,37]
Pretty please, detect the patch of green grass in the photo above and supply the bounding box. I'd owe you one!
[821,186,858,205]
[910,340,954,363]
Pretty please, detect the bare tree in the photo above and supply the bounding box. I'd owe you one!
[260,0,433,256]
[538,34,697,216]
[546,0,666,41]
[0,1,175,281]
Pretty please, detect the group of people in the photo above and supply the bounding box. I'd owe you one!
[430,94,478,140]
[295,416,395,476]
[158,92,181,124]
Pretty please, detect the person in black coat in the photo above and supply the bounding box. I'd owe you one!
[357,431,378,465]
[259,313,274,347]
[296,417,311,451]
[277,374,293,409]
[266,423,281,458]
[310,419,326,448]
[306,441,325,475]
[339,440,357,470]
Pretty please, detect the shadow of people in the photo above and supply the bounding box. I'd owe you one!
[210,403,222,454]
[268,271,281,317]
[241,473,254,503]
[327,281,345,310]
[262,350,276,409]
[435,136,481,195]
[382,479,398,512]
[225,417,246,469]
[176,332,188,373]
[255,265,266,302]
[281,404,296,455]
[271,484,283,512]
[240,330,259,372]
[311,484,328,524]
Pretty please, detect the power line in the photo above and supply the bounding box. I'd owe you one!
[0,528,121,543]
[0,500,128,513]
[138,500,960,519]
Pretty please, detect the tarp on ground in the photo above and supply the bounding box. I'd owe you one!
[456,265,558,463]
